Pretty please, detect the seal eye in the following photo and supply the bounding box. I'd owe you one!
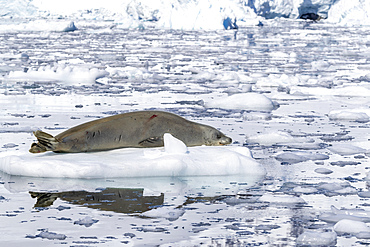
[216,133,222,139]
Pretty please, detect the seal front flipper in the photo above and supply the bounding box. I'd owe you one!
[29,130,60,153]
[138,136,163,147]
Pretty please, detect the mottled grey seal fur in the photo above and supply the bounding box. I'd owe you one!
[30,111,232,153]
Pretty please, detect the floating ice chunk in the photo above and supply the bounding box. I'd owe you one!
[358,191,370,198]
[317,182,357,196]
[141,207,185,221]
[319,205,370,223]
[63,21,78,32]
[246,131,311,146]
[330,161,360,167]
[328,143,367,155]
[320,213,370,224]
[274,151,329,164]
[296,230,337,246]
[164,133,188,154]
[318,182,349,192]
[215,71,240,83]
[106,66,152,81]
[192,71,216,81]
[329,110,369,123]
[314,168,333,175]
[331,205,370,219]
[205,93,275,111]
[292,186,318,194]
[291,86,370,97]
[74,216,99,227]
[258,193,305,204]
[2,143,18,149]
[28,230,67,240]
[311,60,330,71]
[285,142,326,150]
[242,112,271,121]
[269,51,289,59]
[334,219,370,235]
[5,65,109,85]
[356,231,370,239]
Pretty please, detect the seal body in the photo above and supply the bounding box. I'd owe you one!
[30,111,232,153]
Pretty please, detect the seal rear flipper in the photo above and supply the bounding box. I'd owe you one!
[29,130,60,153]
[138,136,164,147]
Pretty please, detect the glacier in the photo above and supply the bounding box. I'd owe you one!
[1,0,369,30]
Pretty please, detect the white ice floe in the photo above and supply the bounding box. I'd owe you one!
[258,193,306,204]
[328,143,367,155]
[296,230,337,246]
[5,65,109,85]
[246,131,312,146]
[320,206,370,223]
[0,134,264,178]
[74,216,99,227]
[140,207,185,221]
[106,66,153,81]
[334,219,370,235]
[205,92,275,111]
[329,109,370,123]
[317,182,358,196]
[29,231,67,240]
[274,151,329,164]
[291,85,370,97]
[311,60,330,71]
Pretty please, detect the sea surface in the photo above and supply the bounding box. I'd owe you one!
[1,19,370,246]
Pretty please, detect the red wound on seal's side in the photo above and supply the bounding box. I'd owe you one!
[149,114,158,120]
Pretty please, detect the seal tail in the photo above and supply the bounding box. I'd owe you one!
[29,130,60,153]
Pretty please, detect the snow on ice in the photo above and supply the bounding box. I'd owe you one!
[0,134,264,178]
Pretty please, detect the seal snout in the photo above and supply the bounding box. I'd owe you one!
[220,136,232,145]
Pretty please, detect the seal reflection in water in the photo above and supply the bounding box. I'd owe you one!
[30,110,232,153]
[30,188,164,214]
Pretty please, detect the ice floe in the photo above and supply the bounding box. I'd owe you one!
[258,193,306,204]
[296,230,337,246]
[334,219,370,235]
[320,206,370,223]
[205,92,276,112]
[140,207,185,221]
[4,65,109,85]
[0,134,264,178]
[291,85,370,97]
[274,151,329,164]
[328,143,367,155]
[329,109,370,123]
[74,216,99,227]
[246,131,313,146]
